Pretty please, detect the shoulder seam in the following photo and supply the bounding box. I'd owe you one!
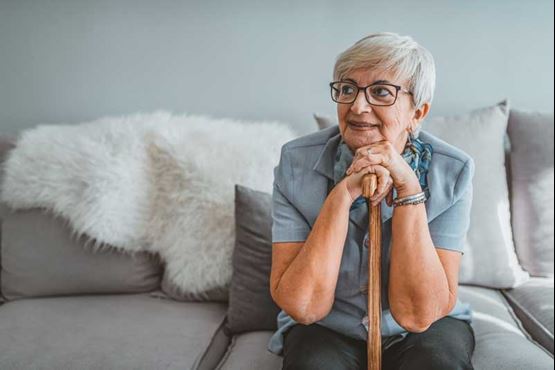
[450,159,472,207]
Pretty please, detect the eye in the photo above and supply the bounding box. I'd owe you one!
[341,84,355,95]
[370,86,393,97]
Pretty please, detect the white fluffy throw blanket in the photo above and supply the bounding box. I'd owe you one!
[0,111,297,296]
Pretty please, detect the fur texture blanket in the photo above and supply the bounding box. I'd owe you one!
[0,110,297,297]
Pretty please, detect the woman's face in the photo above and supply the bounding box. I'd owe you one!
[336,68,427,153]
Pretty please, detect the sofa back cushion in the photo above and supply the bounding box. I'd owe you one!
[507,110,554,278]
[0,135,17,303]
[0,135,16,221]
[1,207,163,300]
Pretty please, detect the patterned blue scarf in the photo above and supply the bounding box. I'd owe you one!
[333,132,433,210]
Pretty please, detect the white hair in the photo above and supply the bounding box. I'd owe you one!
[333,32,436,110]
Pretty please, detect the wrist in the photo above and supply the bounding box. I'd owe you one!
[332,181,357,208]
[395,178,422,198]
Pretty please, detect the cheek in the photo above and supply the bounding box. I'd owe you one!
[337,105,349,131]
[381,110,407,135]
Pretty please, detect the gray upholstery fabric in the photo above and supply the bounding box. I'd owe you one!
[507,110,554,277]
[0,135,17,305]
[215,285,554,369]
[0,293,228,370]
[216,332,284,370]
[160,276,229,302]
[1,208,162,300]
[502,277,554,354]
[226,185,280,334]
[313,113,336,130]
[191,315,233,370]
[461,285,554,368]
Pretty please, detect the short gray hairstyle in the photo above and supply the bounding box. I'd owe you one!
[333,32,436,109]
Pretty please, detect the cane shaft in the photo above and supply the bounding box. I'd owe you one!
[362,174,382,370]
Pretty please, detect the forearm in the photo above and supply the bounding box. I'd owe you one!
[388,183,450,330]
[276,182,352,323]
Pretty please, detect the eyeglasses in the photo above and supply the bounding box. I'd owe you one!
[329,80,413,106]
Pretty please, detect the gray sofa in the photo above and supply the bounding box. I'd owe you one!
[0,106,554,370]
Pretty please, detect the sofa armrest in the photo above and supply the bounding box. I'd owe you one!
[501,277,554,354]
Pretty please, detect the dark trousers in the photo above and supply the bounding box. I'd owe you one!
[282,316,475,370]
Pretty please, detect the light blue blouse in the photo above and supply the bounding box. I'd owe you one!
[267,125,475,356]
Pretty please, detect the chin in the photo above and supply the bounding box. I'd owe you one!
[342,130,383,151]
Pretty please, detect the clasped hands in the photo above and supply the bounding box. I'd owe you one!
[341,140,421,207]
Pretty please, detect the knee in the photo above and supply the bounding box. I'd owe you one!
[283,351,346,370]
[282,356,326,370]
[400,343,473,370]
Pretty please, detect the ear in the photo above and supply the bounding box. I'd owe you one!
[410,102,431,130]
[413,102,431,122]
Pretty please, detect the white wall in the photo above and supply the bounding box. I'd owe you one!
[0,0,553,136]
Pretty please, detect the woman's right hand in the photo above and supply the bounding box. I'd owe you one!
[339,163,394,207]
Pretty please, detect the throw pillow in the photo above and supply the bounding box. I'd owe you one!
[225,184,280,333]
[507,110,554,277]
[313,113,336,130]
[423,100,529,288]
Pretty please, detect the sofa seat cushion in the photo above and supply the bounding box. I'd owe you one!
[215,332,283,370]
[502,277,554,354]
[0,293,228,370]
[214,286,554,370]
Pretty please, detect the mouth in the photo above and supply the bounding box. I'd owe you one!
[347,120,381,130]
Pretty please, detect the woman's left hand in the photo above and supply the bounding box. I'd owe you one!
[345,140,420,203]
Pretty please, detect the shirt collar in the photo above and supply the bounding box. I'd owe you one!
[312,127,342,181]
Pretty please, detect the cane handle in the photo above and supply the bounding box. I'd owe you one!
[362,173,378,199]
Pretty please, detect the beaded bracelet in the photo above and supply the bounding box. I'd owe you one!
[392,191,427,207]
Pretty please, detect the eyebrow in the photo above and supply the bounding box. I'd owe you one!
[344,78,392,85]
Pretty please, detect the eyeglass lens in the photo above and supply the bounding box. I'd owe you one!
[331,82,398,106]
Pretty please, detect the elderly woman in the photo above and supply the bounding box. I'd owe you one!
[267,32,476,370]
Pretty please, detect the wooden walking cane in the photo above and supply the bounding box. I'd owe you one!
[362,173,382,370]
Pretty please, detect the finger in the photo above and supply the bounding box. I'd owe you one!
[368,166,390,201]
[367,152,390,168]
[357,154,385,173]
[374,179,393,199]
[374,166,391,195]
[372,185,393,208]
[386,188,394,206]
[348,158,372,175]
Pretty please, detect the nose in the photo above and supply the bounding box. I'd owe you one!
[350,89,372,115]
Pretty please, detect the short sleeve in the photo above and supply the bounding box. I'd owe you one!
[271,148,311,243]
[428,158,475,254]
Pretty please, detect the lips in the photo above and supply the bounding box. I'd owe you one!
[348,120,380,128]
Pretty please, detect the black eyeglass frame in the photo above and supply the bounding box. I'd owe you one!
[329,80,413,106]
